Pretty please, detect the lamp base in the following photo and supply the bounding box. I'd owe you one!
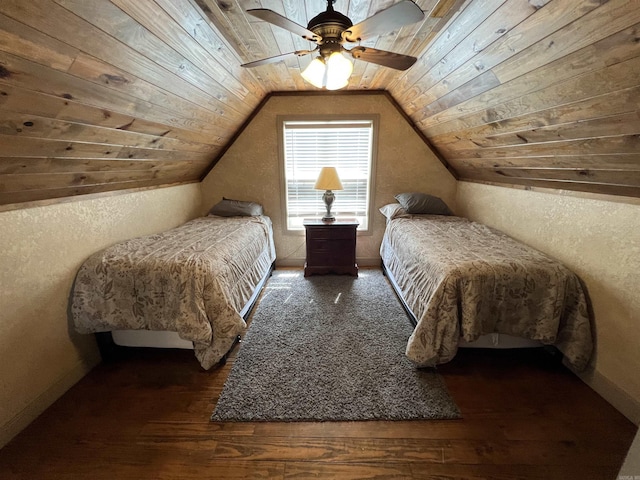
[322,190,336,222]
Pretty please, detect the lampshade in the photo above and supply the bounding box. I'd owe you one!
[314,167,343,191]
[325,52,353,90]
[301,53,353,90]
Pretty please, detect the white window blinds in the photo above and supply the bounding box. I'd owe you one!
[282,119,374,230]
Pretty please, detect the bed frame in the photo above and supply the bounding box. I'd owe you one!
[95,261,275,366]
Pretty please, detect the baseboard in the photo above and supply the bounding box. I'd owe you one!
[276,257,381,268]
[276,257,304,268]
[356,257,381,267]
[579,368,640,425]
[0,356,100,449]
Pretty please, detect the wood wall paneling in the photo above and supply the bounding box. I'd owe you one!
[393,0,640,197]
[0,0,639,206]
[0,0,271,206]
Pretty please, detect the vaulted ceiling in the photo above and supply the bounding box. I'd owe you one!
[1,0,639,210]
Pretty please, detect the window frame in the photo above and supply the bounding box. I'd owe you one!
[277,114,379,236]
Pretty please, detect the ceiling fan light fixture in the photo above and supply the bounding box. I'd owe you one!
[301,57,326,89]
[325,51,353,90]
[301,52,353,90]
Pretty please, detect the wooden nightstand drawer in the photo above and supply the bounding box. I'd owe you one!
[308,244,353,265]
[306,227,355,240]
[308,238,330,249]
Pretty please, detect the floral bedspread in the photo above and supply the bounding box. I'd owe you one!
[72,215,276,369]
[380,215,593,371]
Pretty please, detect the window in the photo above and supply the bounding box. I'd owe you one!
[279,116,377,232]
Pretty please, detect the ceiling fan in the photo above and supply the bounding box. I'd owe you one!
[241,0,425,88]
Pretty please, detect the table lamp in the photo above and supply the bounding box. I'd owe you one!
[314,167,343,221]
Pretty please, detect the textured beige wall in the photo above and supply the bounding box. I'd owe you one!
[201,93,457,265]
[0,184,202,447]
[457,182,640,423]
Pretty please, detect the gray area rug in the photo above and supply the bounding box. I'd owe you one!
[211,270,461,421]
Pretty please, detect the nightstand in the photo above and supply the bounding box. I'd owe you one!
[303,219,359,277]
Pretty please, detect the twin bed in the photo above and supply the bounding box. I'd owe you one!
[71,194,593,372]
[379,194,593,372]
[71,204,276,370]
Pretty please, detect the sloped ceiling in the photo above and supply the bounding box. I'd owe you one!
[1,0,639,210]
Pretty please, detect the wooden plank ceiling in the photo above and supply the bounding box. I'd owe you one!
[1,0,639,209]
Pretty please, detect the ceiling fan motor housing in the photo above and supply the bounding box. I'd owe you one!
[307,3,353,57]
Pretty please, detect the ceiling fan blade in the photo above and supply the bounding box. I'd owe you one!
[342,1,425,43]
[247,9,321,42]
[241,50,314,68]
[348,46,417,70]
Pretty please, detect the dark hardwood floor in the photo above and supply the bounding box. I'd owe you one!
[0,333,636,479]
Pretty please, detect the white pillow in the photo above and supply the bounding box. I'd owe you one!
[379,203,409,221]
